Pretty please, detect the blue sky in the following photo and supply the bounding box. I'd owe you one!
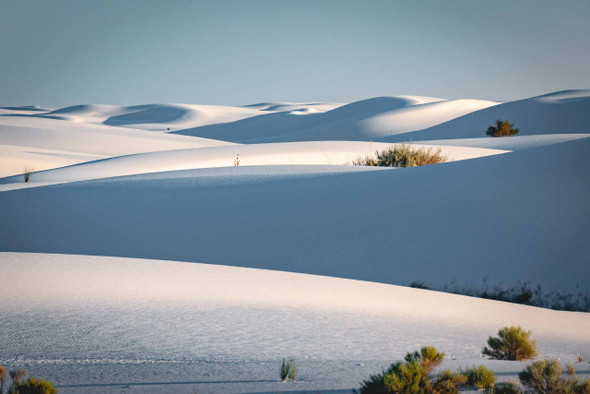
[1,0,589,107]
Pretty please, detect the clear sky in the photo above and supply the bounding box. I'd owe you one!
[1,0,589,107]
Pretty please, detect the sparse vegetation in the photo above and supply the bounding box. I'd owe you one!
[439,279,590,312]
[482,326,537,361]
[462,365,495,389]
[280,357,297,382]
[355,346,467,393]
[410,281,431,290]
[23,166,35,183]
[486,119,519,137]
[518,359,590,394]
[353,144,448,167]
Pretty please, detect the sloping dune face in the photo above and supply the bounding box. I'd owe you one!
[173,95,498,142]
[381,89,590,142]
[0,252,588,393]
[1,138,588,292]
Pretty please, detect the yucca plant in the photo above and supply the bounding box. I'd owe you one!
[280,357,297,382]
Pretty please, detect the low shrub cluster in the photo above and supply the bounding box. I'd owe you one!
[355,346,466,393]
[356,326,590,393]
[353,144,448,167]
[519,360,590,393]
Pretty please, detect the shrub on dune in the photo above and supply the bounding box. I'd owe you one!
[489,382,523,393]
[13,377,57,394]
[482,326,537,361]
[486,119,519,137]
[353,144,448,167]
[355,346,467,393]
[461,365,495,389]
[519,359,590,394]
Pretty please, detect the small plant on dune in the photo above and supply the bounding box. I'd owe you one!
[486,119,519,137]
[482,326,537,361]
[280,357,297,382]
[23,166,35,183]
[355,346,467,393]
[462,365,495,389]
[518,359,590,394]
[353,144,448,167]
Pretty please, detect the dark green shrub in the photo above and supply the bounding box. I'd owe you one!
[14,377,57,394]
[353,144,448,167]
[280,357,297,382]
[356,346,466,393]
[519,359,590,394]
[462,365,495,389]
[482,326,537,361]
[486,119,519,137]
[487,382,522,393]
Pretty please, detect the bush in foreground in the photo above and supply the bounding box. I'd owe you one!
[462,365,495,389]
[488,382,522,393]
[519,359,590,393]
[0,366,57,394]
[355,346,467,393]
[13,377,57,394]
[353,144,448,167]
[482,326,537,361]
[486,119,519,137]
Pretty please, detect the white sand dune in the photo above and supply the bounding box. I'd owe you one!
[0,115,234,177]
[0,252,588,393]
[0,141,507,187]
[174,96,497,143]
[381,89,590,142]
[1,137,588,292]
[1,90,589,393]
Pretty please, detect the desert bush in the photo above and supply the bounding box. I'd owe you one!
[353,144,448,167]
[355,346,467,393]
[482,326,537,361]
[486,382,522,393]
[13,377,57,394]
[462,365,495,389]
[280,357,297,382]
[486,119,519,137]
[518,359,590,393]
